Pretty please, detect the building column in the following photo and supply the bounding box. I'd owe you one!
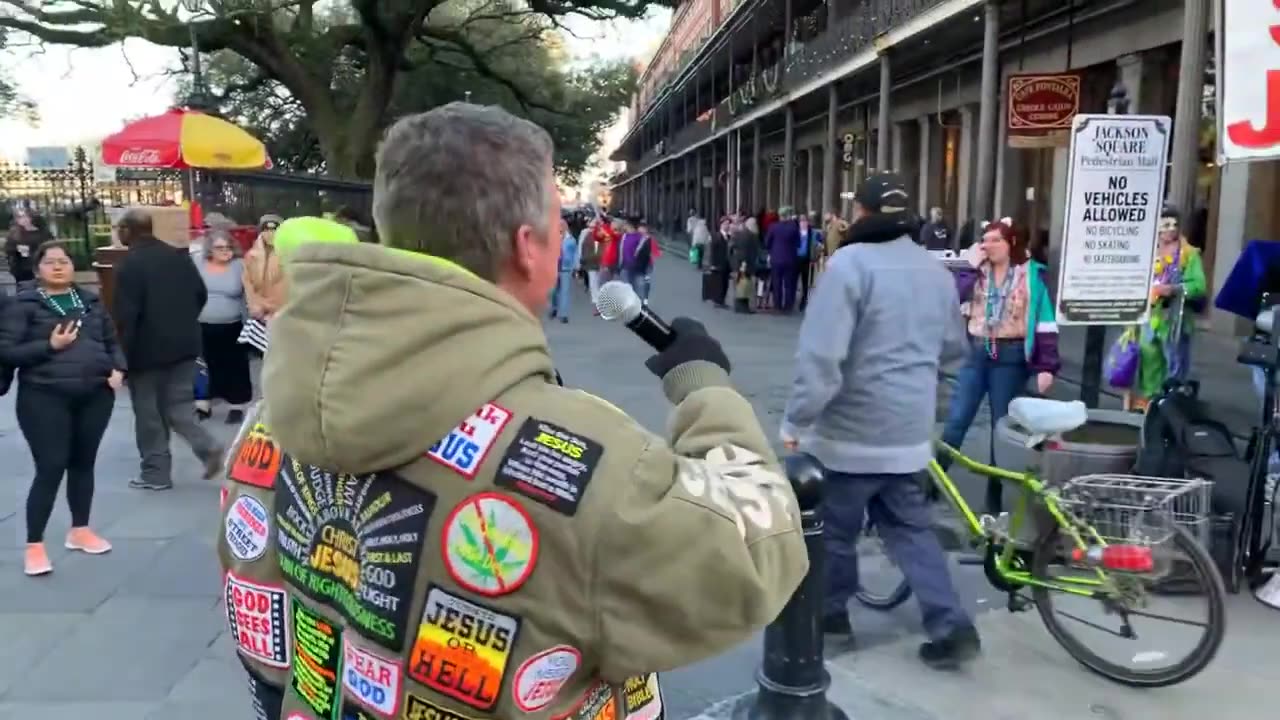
[973,0,1000,222]
[734,131,744,214]
[876,54,891,171]
[1166,0,1210,214]
[805,147,818,214]
[752,121,763,211]
[726,132,735,214]
[891,122,904,172]
[917,116,932,216]
[957,104,976,228]
[783,104,796,209]
[710,141,719,222]
[683,154,693,218]
[823,84,838,216]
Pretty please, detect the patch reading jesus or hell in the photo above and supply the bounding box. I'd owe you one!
[274,458,436,652]
[493,419,603,516]
[426,403,514,479]
[441,492,539,596]
[409,584,521,711]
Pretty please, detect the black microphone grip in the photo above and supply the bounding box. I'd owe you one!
[625,306,677,351]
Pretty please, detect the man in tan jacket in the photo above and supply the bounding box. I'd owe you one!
[216,103,807,720]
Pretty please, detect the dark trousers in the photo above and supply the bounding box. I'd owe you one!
[940,339,1030,513]
[201,322,253,404]
[129,359,220,486]
[17,384,115,543]
[797,257,811,309]
[823,471,971,640]
[770,264,797,311]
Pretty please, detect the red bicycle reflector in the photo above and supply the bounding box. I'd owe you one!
[1071,545,1154,573]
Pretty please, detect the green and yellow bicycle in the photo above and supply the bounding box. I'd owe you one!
[856,397,1226,687]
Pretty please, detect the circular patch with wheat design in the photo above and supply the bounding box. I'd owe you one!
[441,492,540,596]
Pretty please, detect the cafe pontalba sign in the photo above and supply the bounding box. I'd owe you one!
[1056,114,1171,326]
[1215,0,1280,163]
[1007,73,1081,148]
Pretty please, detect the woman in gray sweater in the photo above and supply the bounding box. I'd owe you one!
[196,230,252,423]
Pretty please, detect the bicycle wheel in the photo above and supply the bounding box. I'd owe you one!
[854,514,912,610]
[1030,524,1226,687]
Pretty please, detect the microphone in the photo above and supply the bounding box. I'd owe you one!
[595,281,676,351]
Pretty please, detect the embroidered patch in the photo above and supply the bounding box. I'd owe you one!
[342,639,402,717]
[426,403,514,479]
[291,601,342,718]
[620,674,664,720]
[226,494,271,561]
[675,445,795,540]
[493,419,603,516]
[275,461,435,651]
[229,422,282,488]
[404,694,478,720]
[442,492,539,596]
[408,584,520,710]
[512,645,582,711]
[224,573,289,668]
[554,681,616,720]
[340,701,382,720]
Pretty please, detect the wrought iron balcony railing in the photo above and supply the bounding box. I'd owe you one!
[613,0,950,186]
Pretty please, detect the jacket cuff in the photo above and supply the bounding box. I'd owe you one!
[1029,332,1062,374]
[779,418,810,441]
[662,360,731,405]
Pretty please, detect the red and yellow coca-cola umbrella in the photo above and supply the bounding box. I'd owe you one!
[101,107,271,169]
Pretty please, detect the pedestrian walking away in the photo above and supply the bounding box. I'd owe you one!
[112,209,224,490]
[0,241,124,576]
[780,172,981,669]
[765,207,801,313]
[215,103,807,719]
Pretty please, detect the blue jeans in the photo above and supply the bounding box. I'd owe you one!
[941,338,1030,513]
[823,471,971,640]
[550,270,573,318]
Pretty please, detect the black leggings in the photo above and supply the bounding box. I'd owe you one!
[17,384,114,543]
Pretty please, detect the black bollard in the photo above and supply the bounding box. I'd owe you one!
[732,453,850,720]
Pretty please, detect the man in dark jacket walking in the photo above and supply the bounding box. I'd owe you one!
[113,209,223,490]
[765,207,801,313]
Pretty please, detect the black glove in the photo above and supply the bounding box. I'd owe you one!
[644,317,731,378]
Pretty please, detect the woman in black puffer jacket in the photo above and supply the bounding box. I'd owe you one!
[0,241,125,577]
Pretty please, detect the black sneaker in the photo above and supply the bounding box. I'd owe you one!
[226,408,245,425]
[919,625,981,669]
[822,612,853,637]
[129,478,174,491]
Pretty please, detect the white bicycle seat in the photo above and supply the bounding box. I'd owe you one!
[1008,397,1089,437]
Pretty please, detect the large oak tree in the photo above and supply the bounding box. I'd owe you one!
[0,0,664,177]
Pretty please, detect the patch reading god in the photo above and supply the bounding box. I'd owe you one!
[274,460,436,651]
[229,422,282,489]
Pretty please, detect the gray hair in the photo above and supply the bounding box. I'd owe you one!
[203,229,240,260]
[744,217,759,234]
[373,102,555,280]
[930,207,944,223]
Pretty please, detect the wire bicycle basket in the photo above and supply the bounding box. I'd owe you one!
[1055,473,1213,547]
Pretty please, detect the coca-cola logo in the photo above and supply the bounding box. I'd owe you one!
[117,148,162,165]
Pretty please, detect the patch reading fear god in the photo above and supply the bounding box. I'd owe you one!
[224,573,289,668]
[409,585,521,711]
[229,423,283,489]
[342,639,403,717]
[493,419,603,516]
[290,601,342,719]
[274,459,436,651]
[442,492,539,596]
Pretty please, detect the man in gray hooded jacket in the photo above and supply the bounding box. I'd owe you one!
[780,173,979,669]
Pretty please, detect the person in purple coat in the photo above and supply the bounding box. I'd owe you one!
[766,207,801,313]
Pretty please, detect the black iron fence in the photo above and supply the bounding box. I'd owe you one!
[614,0,952,184]
[1,148,372,270]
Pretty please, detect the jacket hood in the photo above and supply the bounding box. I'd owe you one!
[261,242,555,473]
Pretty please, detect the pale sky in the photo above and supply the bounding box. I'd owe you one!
[0,10,670,160]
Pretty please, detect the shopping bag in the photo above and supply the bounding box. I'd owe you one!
[237,317,270,354]
[1105,328,1140,388]
[688,245,702,265]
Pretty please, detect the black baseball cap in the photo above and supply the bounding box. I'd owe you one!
[855,172,911,214]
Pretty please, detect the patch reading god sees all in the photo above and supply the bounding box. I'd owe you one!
[409,584,521,711]
[224,573,289,668]
[493,419,603,516]
[274,459,436,652]
[426,403,514,479]
[290,601,342,719]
